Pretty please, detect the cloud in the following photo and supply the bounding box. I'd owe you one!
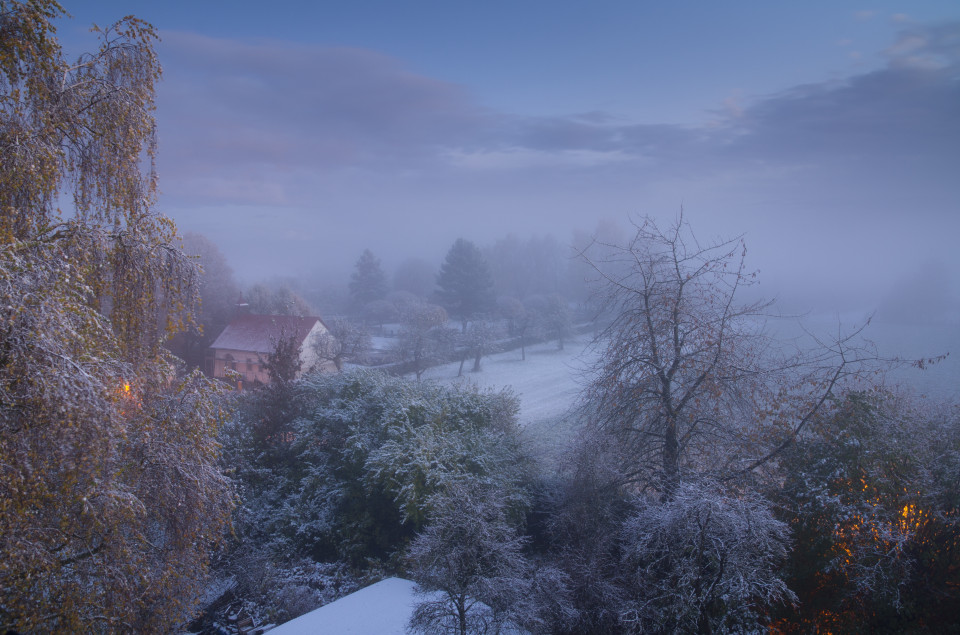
[156,22,959,206]
[156,32,487,203]
[444,147,634,171]
[884,21,960,69]
[156,21,959,303]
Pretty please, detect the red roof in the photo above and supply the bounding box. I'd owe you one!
[209,314,325,354]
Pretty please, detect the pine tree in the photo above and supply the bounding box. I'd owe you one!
[349,249,388,311]
[435,238,494,331]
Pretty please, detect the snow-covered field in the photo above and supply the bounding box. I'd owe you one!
[421,333,599,463]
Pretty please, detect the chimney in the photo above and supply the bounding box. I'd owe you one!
[236,293,250,316]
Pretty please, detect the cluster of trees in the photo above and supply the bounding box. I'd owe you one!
[210,369,533,626]
[342,238,575,378]
[179,230,586,382]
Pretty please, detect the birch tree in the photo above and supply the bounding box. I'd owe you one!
[0,3,232,630]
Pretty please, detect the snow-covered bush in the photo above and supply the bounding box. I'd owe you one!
[619,481,794,634]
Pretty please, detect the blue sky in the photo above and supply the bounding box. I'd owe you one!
[59,1,960,322]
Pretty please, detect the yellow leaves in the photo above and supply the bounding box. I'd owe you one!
[0,3,223,630]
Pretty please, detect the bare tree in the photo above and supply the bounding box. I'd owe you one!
[456,319,499,376]
[396,303,452,381]
[542,293,572,351]
[498,296,532,360]
[580,215,876,494]
[313,317,370,371]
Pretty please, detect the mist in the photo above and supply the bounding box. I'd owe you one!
[59,2,960,394]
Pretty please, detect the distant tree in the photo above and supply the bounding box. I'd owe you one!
[393,257,436,298]
[167,232,239,368]
[485,234,528,298]
[362,298,398,331]
[436,238,495,332]
[245,282,312,316]
[350,249,388,311]
[246,283,275,314]
[272,285,313,316]
[485,233,565,299]
[387,289,421,313]
[313,317,370,371]
[456,319,499,376]
[396,303,452,381]
[0,5,232,630]
[498,296,534,361]
[541,294,572,350]
[303,275,350,316]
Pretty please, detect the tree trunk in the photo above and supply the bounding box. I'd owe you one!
[663,416,679,497]
[472,345,482,372]
[457,595,467,635]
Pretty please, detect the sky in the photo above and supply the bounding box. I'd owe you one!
[58,1,960,324]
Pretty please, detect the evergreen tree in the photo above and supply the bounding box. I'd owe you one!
[349,249,388,311]
[435,238,495,331]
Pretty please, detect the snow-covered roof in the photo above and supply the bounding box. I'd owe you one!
[209,314,325,354]
[268,577,422,635]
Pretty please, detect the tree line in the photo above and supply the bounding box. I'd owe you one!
[170,231,580,380]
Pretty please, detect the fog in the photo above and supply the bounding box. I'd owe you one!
[59,3,960,393]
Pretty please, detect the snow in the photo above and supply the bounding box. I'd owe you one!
[267,578,427,635]
[420,332,598,462]
[421,333,596,426]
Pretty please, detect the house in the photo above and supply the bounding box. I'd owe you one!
[208,313,334,385]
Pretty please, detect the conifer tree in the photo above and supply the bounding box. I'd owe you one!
[349,248,388,311]
[436,238,495,331]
